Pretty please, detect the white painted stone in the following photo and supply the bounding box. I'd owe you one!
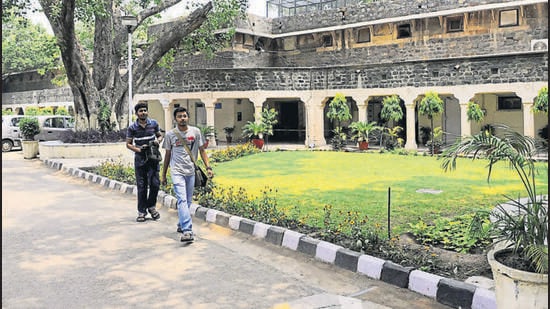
[357,254,385,280]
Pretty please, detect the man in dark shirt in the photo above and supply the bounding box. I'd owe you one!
[126,102,163,222]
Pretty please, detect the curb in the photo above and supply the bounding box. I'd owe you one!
[44,159,497,309]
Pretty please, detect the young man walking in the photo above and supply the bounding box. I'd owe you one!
[160,107,213,242]
[126,102,164,222]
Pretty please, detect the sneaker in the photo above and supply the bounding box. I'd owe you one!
[180,231,194,242]
[177,226,182,233]
[148,207,160,220]
[136,213,146,222]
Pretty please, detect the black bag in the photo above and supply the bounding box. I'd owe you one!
[145,141,162,162]
[195,166,208,188]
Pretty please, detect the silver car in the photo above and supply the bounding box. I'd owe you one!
[34,115,75,141]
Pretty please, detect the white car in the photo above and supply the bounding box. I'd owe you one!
[2,115,24,152]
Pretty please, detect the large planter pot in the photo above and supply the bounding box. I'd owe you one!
[251,138,264,149]
[358,141,369,150]
[22,140,39,159]
[488,248,548,309]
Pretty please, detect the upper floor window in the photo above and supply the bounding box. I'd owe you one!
[357,27,371,43]
[397,24,411,39]
[322,34,333,47]
[498,96,522,110]
[499,9,519,27]
[446,16,464,32]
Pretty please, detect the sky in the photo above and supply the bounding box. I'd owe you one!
[27,0,267,33]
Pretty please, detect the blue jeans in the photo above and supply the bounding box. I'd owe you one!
[172,173,195,233]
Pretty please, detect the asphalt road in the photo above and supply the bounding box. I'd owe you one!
[2,151,450,309]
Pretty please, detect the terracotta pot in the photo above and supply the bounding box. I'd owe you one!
[252,138,264,149]
[358,141,369,150]
[488,248,548,309]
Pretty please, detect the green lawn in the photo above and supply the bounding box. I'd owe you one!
[211,151,548,235]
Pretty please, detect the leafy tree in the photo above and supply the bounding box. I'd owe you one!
[9,0,244,130]
[419,91,444,156]
[2,12,60,75]
[260,107,278,149]
[326,93,352,150]
[379,95,403,149]
[533,86,548,114]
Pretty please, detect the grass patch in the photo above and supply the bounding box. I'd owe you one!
[211,151,548,236]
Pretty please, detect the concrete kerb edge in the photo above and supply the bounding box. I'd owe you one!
[42,159,496,309]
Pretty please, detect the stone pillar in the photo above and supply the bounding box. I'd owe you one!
[404,103,418,150]
[303,94,328,148]
[159,98,172,133]
[522,102,535,137]
[356,98,368,122]
[202,98,217,147]
[459,102,471,137]
[249,96,266,122]
[454,93,474,138]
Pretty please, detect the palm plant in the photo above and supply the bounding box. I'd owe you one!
[441,124,548,274]
[349,121,380,142]
[241,121,267,140]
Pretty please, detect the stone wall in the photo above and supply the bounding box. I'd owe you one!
[140,52,548,93]
[270,0,540,33]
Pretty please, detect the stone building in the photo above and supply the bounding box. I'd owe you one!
[2,0,548,149]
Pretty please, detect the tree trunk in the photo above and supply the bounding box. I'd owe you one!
[38,0,213,130]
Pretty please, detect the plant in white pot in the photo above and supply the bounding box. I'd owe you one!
[441,124,548,309]
[18,116,41,159]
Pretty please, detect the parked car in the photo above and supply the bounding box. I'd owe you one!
[34,115,75,141]
[2,115,25,152]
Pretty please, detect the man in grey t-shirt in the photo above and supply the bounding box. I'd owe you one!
[160,107,213,242]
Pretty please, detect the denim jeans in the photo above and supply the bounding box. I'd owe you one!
[172,173,195,233]
[135,160,160,214]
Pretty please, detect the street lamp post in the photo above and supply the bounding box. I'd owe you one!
[121,15,138,128]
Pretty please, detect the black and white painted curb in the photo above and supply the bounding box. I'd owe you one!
[44,159,497,309]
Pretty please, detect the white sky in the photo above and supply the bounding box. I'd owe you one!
[28,1,267,32]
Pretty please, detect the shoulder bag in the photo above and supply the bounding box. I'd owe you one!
[172,128,208,188]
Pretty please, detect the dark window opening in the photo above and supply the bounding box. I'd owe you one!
[491,68,499,74]
[498,96,522,110]
[234,33,244,44]
[432,71,439,77]
[381,74,387,79]
[397,24,411,38]
[237,112,242,121]
[322,35,333,47]
[357,28,371,43]
[446,16,464,32]
[499,9,519,27]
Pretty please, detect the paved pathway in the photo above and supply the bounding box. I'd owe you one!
[2,151,451,309]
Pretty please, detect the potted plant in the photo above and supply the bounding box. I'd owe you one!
[223,126,235,144]
[441,124,548,309]
[18,116,41,159]
[241,121,267,149]
[349,121,379,150]
[198,125,215,148]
